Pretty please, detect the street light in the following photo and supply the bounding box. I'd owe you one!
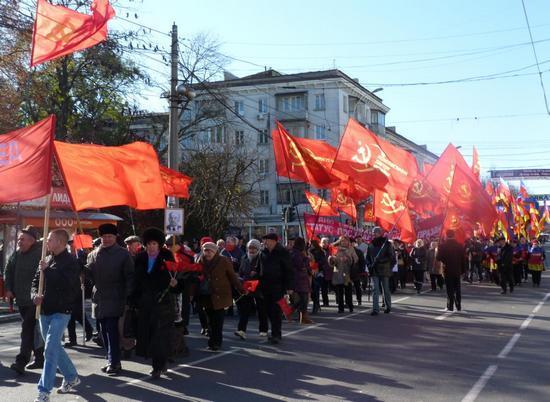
[371,87,384,94]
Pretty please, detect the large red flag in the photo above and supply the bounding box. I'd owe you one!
[471,146,480,181]
[54,141,166,210]
[374,188,415,242]
[272,122,338,188]
[0,116,54,203]
[333,118,418,193]
[305,191,339,217]
[159,165,192,199]
[330,188,357,221]
[425,143,471,198]
[441,207,474,244]
[31,0,115,67]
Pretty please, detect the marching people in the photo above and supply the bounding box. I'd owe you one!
[220,236,243,317]
[410,239,427,294]
[308,237,329,314]
[4,225,44,375]
[258,233,294,345]
[511,238,524,286]
[328,236,357,314]
[394,239,410,290]
[235,239,268,338]
[528,239,546,287]
[351,239,366,305]
[197,241,242,351]
[124,236,142,259]
[319,237,333,307]
[518,236,530,282]
[132,228,179,379]
[437,230,465,312]
[31,229,81,402]
[86,223,135,376]
[366,227,396,316]
[496,236,514,295]
[467,236,484,282]
[290,237,314,324]
[426,241,444,291]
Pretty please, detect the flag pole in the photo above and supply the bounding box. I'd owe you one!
[35,190,52,319]
[74,211,86,346]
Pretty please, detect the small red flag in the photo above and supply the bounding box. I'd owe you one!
[242,280,259,293]
[277,297,294,321]
[72,234,93,249]
[159,165,192,199]
[374,188,415,243]
[330,188,357,221]
[0,116,54,203]
[471,146,481,181]
[31,0,115,67]
[305,191,339,217]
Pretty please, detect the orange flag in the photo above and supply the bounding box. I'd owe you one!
[330,188,356,221]
[333,118,419,194]
[471,146,480,181]
[272,121,338,188]
[159,165,192,199]
[54,141,166,211]
[374,187,415,242]
[0,115,54,203]
[31,0,115,67]
[305,191,339,217]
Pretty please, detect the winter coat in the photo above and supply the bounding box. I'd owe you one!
[31,250,80,315]
[410,247,427,271]
[309,246,329,279]
[321,247,333,281]
[200,254,242,310]
[290,248,311,293]
[468,240,484,263]
[239,254,261,281]
[220,246,243,273]
[258,243,294,298]
[528,246,546,271]
[497,243,514,272]
[436,239,465,278]
[426,248,443,275]
[86,244,135,319]
[4,242,42,307]
[132,248,178,360]
[366,237,396,277]
[328,247,357,286]
[350,246,366,281]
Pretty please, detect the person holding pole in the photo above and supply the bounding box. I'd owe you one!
[366,227,396,316]
[31,229,81,402]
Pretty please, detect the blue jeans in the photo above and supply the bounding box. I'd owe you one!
[372,276,391,312]
[38,313,78,394]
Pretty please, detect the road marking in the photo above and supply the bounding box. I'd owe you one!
[461,365,498,402]
[462,291,550,401]
[0,346,19,353]
[435,310,455,320]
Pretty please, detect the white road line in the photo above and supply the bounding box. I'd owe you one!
[0,346,19,353]
[497,333,521,359]
[463,291,550,401]
[435,310,455,320]
[461,365,498,402]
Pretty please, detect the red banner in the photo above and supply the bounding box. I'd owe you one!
[303,213,371,240]
[415,214,445,241]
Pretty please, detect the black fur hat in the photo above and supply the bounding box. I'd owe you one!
[142,227,165,246]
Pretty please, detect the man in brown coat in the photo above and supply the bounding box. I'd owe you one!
[437,230,466,312]
[198,242,242,351]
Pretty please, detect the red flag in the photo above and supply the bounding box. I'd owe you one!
[519,180,529,200]
[31,0,115,67]
[277,297,294,321]
[54,141,166,211]
[242,280,259,293]
[333,118,419,193]
[159,165,192,199]
[72,234,93,249]
[0,116,54,203]
[471,146,481,181]
[272,122,338,188]
[330,188,357,221]
[441,207,474,244]
[496,178,512,205]
[425,144,471,198]
[364,200,375,223]
[374,188,415,242]
[305,191,339,217]
[407,175,443,218]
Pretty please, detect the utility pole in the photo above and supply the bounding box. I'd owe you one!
[168,22,179,208]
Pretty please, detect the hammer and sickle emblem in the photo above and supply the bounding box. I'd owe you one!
[459,182,472,200]
[443,163,455,194]
[288,141,305,170]
[449,214,461,230]
[44,19,79,45]
[310,197,322,210]
[351,141,375,173]
[336,192,348,205]
[380,193,405,215]
[411,180,424,196]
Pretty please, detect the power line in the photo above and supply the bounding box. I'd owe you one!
[520,0,550,115]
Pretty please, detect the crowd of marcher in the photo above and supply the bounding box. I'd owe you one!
[1,224,547,402]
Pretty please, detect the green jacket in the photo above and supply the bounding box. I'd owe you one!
[4,242,42,306]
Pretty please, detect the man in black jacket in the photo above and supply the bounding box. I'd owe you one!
[31,229,81,402]
[496,236,514,295]
[366,227,396,315]
[437,230,466,312]
[259,233,294,345]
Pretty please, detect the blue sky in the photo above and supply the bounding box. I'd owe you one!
[114,0,550,194]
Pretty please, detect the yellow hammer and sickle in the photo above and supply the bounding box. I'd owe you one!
[443,164,455,194]
[459,183,471,200]
[44,19,80,45]
[450,215,460,230]
[381,193,405,215]
[412,180,424,196]
[336,192,347,205]
[288,141,305,170]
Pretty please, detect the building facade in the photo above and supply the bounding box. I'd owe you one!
[179,69,437,240]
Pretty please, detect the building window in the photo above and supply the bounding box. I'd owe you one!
[314,125,326,140]
[314,94,325,111]
[210,126,224,143]
[235,130,244,145]
[258,98,268,113]
[260,190,269,206]
[277,183,309,204]
[258,129,269,145]
[371,110,385,126]
[278,95,305,112]
[234,100,244,116]
[343,95,348,113]
[287,125,305,138]
[259,159,269,174]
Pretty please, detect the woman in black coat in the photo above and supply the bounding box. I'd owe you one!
[410,239,427,294]
[132,228,180,379]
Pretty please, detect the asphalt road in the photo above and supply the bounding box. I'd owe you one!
[1,273,549,402]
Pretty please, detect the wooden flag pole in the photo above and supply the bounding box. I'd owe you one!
[35,190,53,319]
[74,211,86,346]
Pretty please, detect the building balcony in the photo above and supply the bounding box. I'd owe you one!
[275,109,308,122]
